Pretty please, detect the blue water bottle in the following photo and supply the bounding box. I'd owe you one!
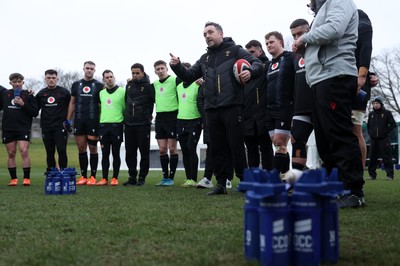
[14,87,21,106]
[63,168,77,194]
[244,191,261,261]
[52,173,62,195]
[61,170,71,195]
[291,169,324,266]
[45,172,53,195]
[256,169,291,266]
[320,168,343,263]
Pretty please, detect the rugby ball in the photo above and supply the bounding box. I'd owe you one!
[233,59,251,85]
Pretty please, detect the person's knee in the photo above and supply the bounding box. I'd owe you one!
[19,149,29,159]
[168,141,178,154]
[7,149,17,159]
[158,145,168,155]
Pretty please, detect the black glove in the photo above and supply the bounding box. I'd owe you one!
[63,120,73,133]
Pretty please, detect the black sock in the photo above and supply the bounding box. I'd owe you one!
[90,153,98,177]
[102,170,109,181]
[23,167,31,179]
[169,154,179,180]
[160,154,169,179]
[79,152,88,178]
[273,153,290,174]
[8,167,17,179]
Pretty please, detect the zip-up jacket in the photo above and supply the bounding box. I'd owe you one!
[171,37,263,110]
[124,74,155,126]
[367,107,396,139]
[302,0,358,86]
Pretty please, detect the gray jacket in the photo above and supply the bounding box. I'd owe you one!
[302,0,359,87]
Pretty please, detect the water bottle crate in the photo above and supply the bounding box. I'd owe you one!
[243,167,343,266]
[45,167,77,195]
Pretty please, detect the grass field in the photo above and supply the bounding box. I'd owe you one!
[0,139,399,265]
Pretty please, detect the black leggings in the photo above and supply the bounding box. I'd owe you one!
[101,137,122,179]
[179,132,200,181]
[42,129,68,170]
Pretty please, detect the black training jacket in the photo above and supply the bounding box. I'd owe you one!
[367,107,396,139]
[124,74,155,126]
[171,37,263,110]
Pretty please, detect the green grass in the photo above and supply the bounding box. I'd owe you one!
[0,140,399,265]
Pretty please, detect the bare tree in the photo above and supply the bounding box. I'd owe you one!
[23,68,83,94]
[55,68,82,91]
[370,47,400,116]
[24,78,44,93]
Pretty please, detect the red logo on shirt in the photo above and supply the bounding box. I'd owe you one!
[106,98,112,105]
[83,86,91,93]
[298,58,305,68]
[159,87,164,93]
[182,93,186,99]
[271,62,279,70]
[47,97,55,104]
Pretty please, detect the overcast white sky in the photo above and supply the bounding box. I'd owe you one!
[0,0,394,87]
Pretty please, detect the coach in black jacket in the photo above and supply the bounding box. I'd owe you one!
[170,21,263,195]
[367,96,397,180]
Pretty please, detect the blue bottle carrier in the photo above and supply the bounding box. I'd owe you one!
[45,167,77,195]
[242,167,343,266]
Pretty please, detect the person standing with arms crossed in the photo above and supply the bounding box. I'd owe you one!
[95,70,125,186]
[293,0,365,208]
[289,19,315,171]
[36,69,71,173]
[0,73,39,186]
[123,63,155,186]
[67,61,104,186]
[170,21,263,195]
[153,60,181,186]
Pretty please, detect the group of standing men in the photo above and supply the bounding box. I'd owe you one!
[1,0,391,205]
[0,59,207,191]
[170,0,382,207]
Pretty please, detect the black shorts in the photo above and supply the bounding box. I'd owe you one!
[266,111,293,134]
[99,123,123,144]
[42,129,69,143]
[2,131,31,144]
[176,118,202,140]
[155,120,177,139]
[73,119,99,137]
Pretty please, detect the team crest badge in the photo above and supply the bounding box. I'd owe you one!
[83,86,91,93]
[47,97,55,104]
[106,98,112,105]
[160,87,164,93]
[298,58,305,68]
[271,62,279,70]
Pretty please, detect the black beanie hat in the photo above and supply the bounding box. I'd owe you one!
[373,96,383,106]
